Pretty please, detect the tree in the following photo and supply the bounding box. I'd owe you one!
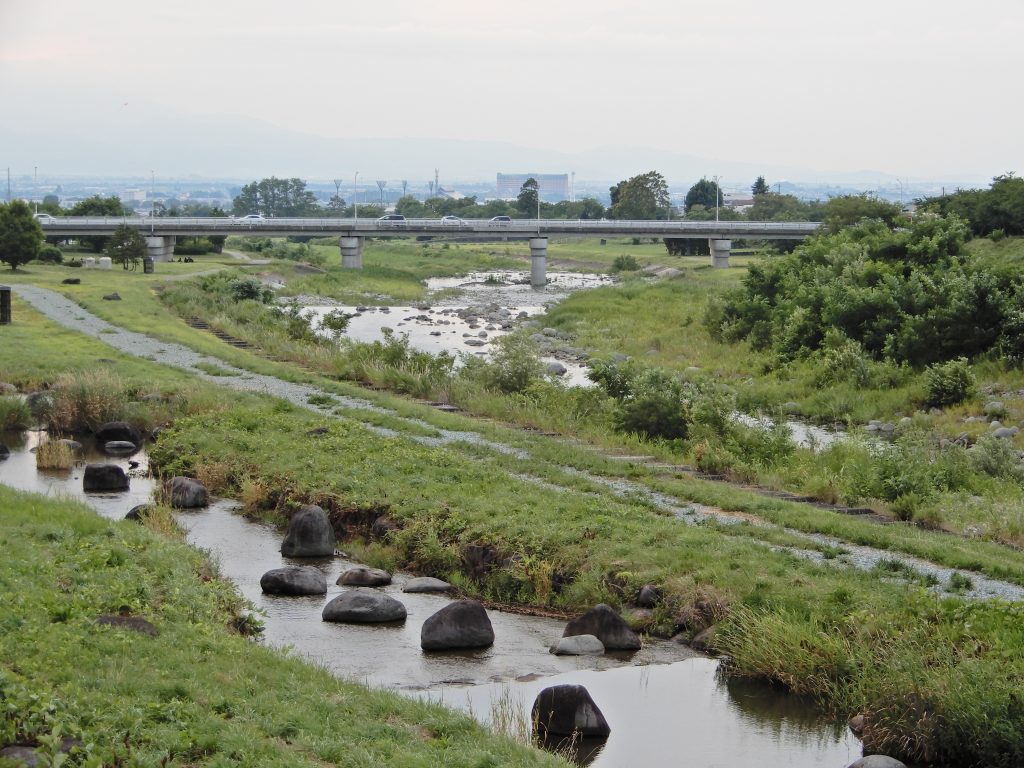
[69,195,128,252]
[325,194,347,217]
[517,178,539,217]
[752,176,770,196]
[822,194,903,232]
[105,224,147,270]
[610,171,670,220]
[683,178,721,213]
[232,177,319,218]
[0,200,43,270]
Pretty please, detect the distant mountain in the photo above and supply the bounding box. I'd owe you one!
[1,85,988,188]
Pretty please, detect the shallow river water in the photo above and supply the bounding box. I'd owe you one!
[0,433,862,767]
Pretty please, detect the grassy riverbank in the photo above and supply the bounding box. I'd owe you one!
[0,486,564,767]
[8,240,1024,764]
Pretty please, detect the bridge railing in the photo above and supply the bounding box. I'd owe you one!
[40,216,821,235]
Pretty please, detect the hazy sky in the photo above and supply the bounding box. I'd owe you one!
[2,0,1022,179]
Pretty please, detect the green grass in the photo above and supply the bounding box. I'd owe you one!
[0,485,565,767]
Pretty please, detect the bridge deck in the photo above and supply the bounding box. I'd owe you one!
[40,217,820,240]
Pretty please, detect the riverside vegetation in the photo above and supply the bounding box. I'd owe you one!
[4,207,1024,765]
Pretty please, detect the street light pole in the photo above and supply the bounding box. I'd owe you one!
[353,171,359,220]
[713,175,721,222]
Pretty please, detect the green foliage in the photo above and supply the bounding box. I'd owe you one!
[104,224,147,270]
[36,243,63,264]
[822,194,903,232]
[921,174,1024,237]
[683,178,721,213]
[466,334,545,395]
[516,178,539,217]
[611,254,641,272]
[173,236,215,255]
[0,199,43,270]
[610,171,670,220]
[924,358,975,408]
[318,309,353,338]
[232,177,319,217]
[68,195,127,253]
[0,396,32,430]
[712,216,1015,366]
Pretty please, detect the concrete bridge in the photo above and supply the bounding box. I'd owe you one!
[40,217,820,284]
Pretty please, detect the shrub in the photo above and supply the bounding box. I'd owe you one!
[989,228,1006,242]
[924,358,975,408]
[36,439,74,470]
[35,244,63,264]
[475,334,544,395]
[227,277,273,303]
[0,397,31,430]
[611,254,641,272]
[969,434,1024,482]
[318,309,353,338]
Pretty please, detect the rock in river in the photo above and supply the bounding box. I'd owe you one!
[562,604,641,650]
[261,566,328,596]
[167,476,209,508]
[551,634,605,656]
[337,566,392,587]
[322,588,407,622]
[421,599,494,650]
[83,464,129,492]
[280,504,335,557]
[531,684,610,738]
[402,576,453,593]
[95,421,142,447]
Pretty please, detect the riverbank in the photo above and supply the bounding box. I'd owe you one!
[4,288,1024,765]
[0,485,563,767]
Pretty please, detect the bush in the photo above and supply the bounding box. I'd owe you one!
[227,277,273,303]
[611,254,641,272]
[474,334,544,395]
[35,244,63,264]
[989,228,1006,242]
[924,357,975,408]
[0,397,31,430]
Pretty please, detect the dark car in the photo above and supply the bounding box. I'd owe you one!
[377,214,407,229]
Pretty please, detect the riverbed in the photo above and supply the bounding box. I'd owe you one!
[0,432,862,767]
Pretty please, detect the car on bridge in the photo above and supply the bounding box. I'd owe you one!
[233,214,266,226]
[377,214,407,229]
[440,215,465,227]
[34,213,56,224]
[488,215,512,226]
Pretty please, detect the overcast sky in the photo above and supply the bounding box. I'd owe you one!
[2,0,1022,180]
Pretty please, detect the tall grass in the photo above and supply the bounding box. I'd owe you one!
[35,438,74,470]
[0,396,32,430]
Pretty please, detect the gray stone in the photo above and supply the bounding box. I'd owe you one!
[25,391,53,416]
[847,756,907,768]
[281,504,335,557]
[532,684,610,738]
[102,292,121,301]
[0,745,39,765]
[562,604,641,650]
[337,566,392,587]
[95,421,142,447]
[58,438,82,451]
[690,626,717,652]
[261,566,328,595]
[322,588,407,623]
[95,614,157,636]
[464,339,486,347]
[103,440,138,455]
[168,476,208,508]
[402,576,453,593]
[636,584,659,608]
[848,714,866,735]
[0,383,16,394]
[83,464,129,492]
[421,599,494,650]
[546,361,567,376]
[983,400,1006,417]
[551,634,605,656]
[124,504,152,521]
[993,427,1019,439]
[371,514,400,539]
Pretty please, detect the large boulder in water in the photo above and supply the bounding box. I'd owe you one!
[337,566,391,587]
[0,444,8,461]
[562,604,640,650]
[167,476,208,508]
[95,421,142,447]
[83,464,129,492]
[280,504,335,557]
[103,440,138,455]
[261,566,327,596]
[531,684,610,738]
[402,576,452,593]
[322,588,407,622]
[420,599,494,650]
[551,634,605,656]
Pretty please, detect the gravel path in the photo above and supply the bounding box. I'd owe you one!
[12,284,1024,601]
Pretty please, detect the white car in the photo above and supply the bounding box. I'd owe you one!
[34,213,56,223]
[488,215,512,226]
[233,213,266,225]
[441,215,465,227]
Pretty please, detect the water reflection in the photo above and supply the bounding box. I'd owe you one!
[0,435,862,767]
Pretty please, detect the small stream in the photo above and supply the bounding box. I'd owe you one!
[0,432,862,767]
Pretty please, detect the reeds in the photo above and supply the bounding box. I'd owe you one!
[35,438,74,470]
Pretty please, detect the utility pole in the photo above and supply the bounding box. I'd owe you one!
[333,178,343,198]
[6,168,10,202]
[713,175,721,222]
[570,171,575,203]
[434,168,440,196]
[353,171,359,219]
[401,180,408,198]
[376,180,387,207]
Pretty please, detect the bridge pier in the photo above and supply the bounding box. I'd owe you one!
[145,236,176,262]
[709,239,732,269]
[529,237,547,287]
[339,236,363,269]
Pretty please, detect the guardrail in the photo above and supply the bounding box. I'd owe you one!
[39,216,821,238]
